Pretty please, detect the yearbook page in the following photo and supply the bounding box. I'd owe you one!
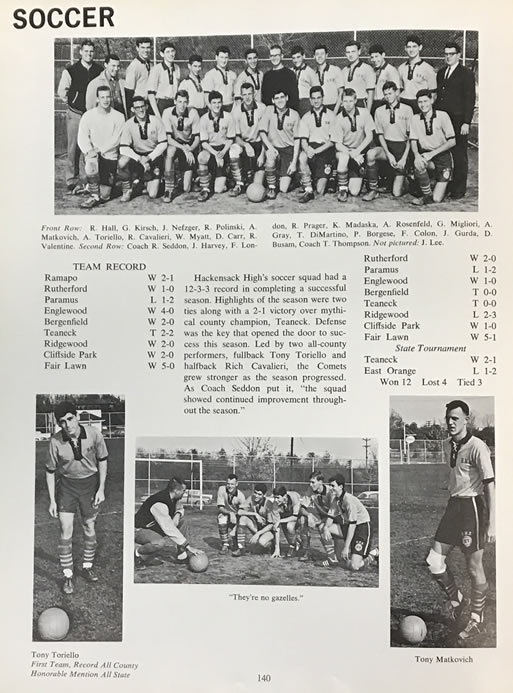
[1,0,512,691]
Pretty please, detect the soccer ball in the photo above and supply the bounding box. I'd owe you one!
[189,552,209,573]
[399,615,427,644]
[37,607,70,641]
[246,182,266,203]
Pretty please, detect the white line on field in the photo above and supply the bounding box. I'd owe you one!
[391,535,431,547]
[35,511,122,527]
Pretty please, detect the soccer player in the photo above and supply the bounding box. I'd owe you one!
[410,89,455,205]
[298,471,333,561]
[311,44,343,110]
[261,45,299,112]
[217,473,245,553]
[229,82,266,195]
[45,401,108,595]
[85,53,127,116]
[77,85,125,209]
[147,42,181,116]
[339,40,375,111]
[135,477,202,567]
[363,81,413,201]
[368,43,401,113]
[57,39,102,193]
[179,55,207,115]
[202,46,237,111]
[234,48,264,104]
[233,483,273,556]
[270,486,302,558]
[436,42,476,199]
[290,45,317,116]
[317,475,378,571]
[161,90,201,202]
[398,34,437,112]
[197,91,236,201]
[329,88,375,201]
[426,400,495,641]
[124,38,152,112]
[117,96,167,202]
[259,90,301,199]
[297,85,336,202]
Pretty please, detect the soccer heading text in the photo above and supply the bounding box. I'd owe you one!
[13,6,115,29]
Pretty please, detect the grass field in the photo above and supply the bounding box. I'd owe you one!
[54,148,478,215]
[33,437,124,642]
[134,503,379,588]
[390,464,496,648]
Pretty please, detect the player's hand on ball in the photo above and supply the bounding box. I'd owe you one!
[93,490,105,508]
[49,500,58,518]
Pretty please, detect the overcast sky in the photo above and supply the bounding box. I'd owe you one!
[390,396,494,427]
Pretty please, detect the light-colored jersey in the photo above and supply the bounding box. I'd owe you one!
[125,57,152,97]
[292,64,317,99]
[202,67,237,105]
[443,435,494,497]
[374,102,413,142]
[259,105,300,149]
[329,492,370,525]
[240,493,271,520]
[312,64,343,106]
[299,106,336,145]
[47,425,108,479]
[329,107,375,149]
[162,106,200,145]
[178,76,206,111]
[77,107,125,160]
[199,110,236,147]
[398,59,437,101]
[148,62,181,100]
[341,61,376,100]
[234,69,264,103]
[410,109,455,152]
[373,62,401,100]
[232,101,266,142]
[120,114,167,156]
[216,485,245,513]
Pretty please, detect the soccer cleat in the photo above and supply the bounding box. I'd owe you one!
[120,189,132,202]
[266,187,277,200]
[315,558,339,569]
[162,190,173,203]
[199,189,210,202]
[299,190,314,204]
[410,195,432,206]
[229,184,244,197]
[176,555,188,565]
[80,196,100,209]
[368,548,379,567]
[448,597,468,624]
[362,190,379,202]
[82,567,99,583]
[458,618,483,641]
[286,545,296,558]
[220,544,230,554]
[298,552,312,563]
[337,189,348,202]
[232,548,245,557]
[62,576,74,595]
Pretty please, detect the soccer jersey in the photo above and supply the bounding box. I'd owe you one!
[125,56,151,97]
[148,62,181,100]
[312,64,343,106]
[217,484,245,512]
[135,488,185,533]
[302,483,332,515]
[299,106,335,145]
[202,67,237,106]
[398,59,437,101]
[341,61,376,101]
[276,491,301,518]
[330,492,370,525]
[47,425,108,479]
[232,101,266,142]
[373,62,401,100]
[200,110,236,146]
[178,76,206,111]
[78,107,125,159]
[292,64,317,99]
[410,109,455,152]
[443,435,494,498]
[163,106,200,145]
[374,102,413,141]
[240,493,270,520]
[329,107,375,149]
[259,105,300,148]
[120,114,167,155]
[234,69,264,103]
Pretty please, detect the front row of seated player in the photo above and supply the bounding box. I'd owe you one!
[77,80,455,209]
[134,472,378,572]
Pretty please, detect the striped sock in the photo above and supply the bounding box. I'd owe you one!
[198,162,210,191]
[265,161,277,190]
[337,170,349,190]
[470,582,488,622]
[230,157,243,185]
[236,525,246,549]
[83,535,97,568]
[434,568,462,606]
[165,161,175,194]
[218,522,229,547]
[320,534,337,563]
[58,538,73,576]
[415,169,432,197]
[367,161,379,190]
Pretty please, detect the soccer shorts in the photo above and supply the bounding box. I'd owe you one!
[308,143,336,179]
[171,147,196,171]
[207,144,230,177]
[98,155,118,186]
[435,495,487,553]
[129,154,164,181]
[240,141,264,168]
[339,520,372,557]
[276,145,295,177]
[385,139,409,173]
[429,150,453,182]
[347,148,369,179]
[56,473,99,519]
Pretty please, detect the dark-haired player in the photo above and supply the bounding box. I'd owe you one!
[368,44,401,113]
[270,486,302,558]
[312,44,343,110]
[148,42,181,116]
[135,477,202,567]
[125,38,152,112]
[229,82,266,194]
[298,86,336,202]
[202,46,237,111]
[197,91,236,201]
[233,484,273,556]
[398,34,436,112]
[298,471,332,561]
[162,90,200,202]
[217,474,245,553]
[291,45,317,116]
[426,400,495,641]
[117,96,167,202]
[234,48,264,104]
[339,40,375,111]
[410,89,455,205]
[86,53,127,116]
[363,81,413,201]
[179,55,207,115]
[45,401,108,594]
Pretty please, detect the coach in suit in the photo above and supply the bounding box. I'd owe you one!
[436,42,476,199]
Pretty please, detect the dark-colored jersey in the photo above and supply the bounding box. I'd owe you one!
[135,488,185,534]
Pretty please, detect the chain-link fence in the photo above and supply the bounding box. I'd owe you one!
[390,438,494,465]
[36,410,125,439]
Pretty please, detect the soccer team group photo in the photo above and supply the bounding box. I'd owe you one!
[54,29,478,214]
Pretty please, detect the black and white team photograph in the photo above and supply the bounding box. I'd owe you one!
[134,436,379,587]
[54,29,478,214]
[33,395,125,642]
[389,396,495,648]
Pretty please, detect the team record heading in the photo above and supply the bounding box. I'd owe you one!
[13,7,114,29]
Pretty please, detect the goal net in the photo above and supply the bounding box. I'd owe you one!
[135,457,205,509]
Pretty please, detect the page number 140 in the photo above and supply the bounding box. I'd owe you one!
[258,674,271,683]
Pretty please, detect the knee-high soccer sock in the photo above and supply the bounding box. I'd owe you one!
[83,534,97,569]
[433,567,463,607]
[218,520,229,547]
[59,538,74,577]
[337,169,349,191]
[86,174,100,200]
[300,166,313,193]
[117,166,131,194]
[320,534,337,563]
[415,169,432,197]
[230,156,243,186]
[470,582,488,622]
[164,159,175,195]
[236,524,247,550]
[265,160,277,191]
[367,161,379,191]
[245,157,256,185]
[198,162,210,192]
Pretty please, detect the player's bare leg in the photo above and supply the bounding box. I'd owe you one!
[392,174,406,197]
[58,512,75,594]
[432,180,449,203]
[459,549,488,640]
[348,176,363,197]
[134,528,165,567]
[146,177,160,199]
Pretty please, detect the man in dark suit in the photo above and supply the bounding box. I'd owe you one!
[436,42,476,199]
